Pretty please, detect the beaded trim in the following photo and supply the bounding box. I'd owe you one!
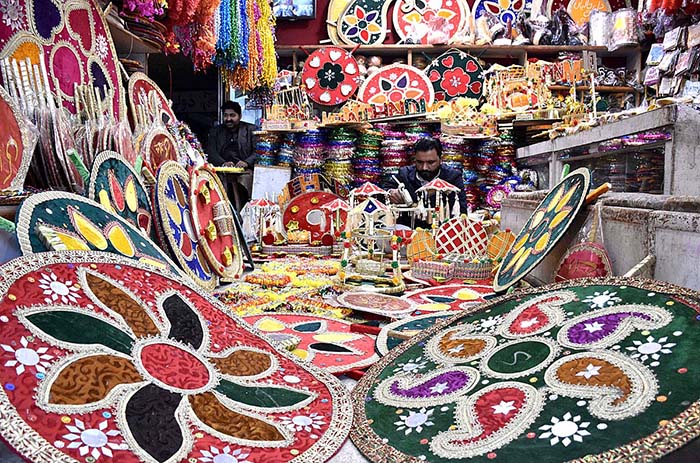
[425,326,498,365]
[544,350,658,421]
[64,7,96,59]
[373,366,480,408]
[498,290,576,339]
[430,382,545,459]
[479,336,561,379]
[557,304,673,350]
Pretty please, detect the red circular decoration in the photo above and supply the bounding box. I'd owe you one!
[128,72,177,125]
[357,64,435,105]
[282,191,347,242]
[301,47,361,105]
[50,43,82,99]
[0,88,30,191]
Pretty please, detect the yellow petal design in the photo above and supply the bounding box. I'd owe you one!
[98,190,116,214]
[454,289,480,301]
[504,246,526,272]
[547,188,564,212]
[416,302,451,312]
[550,209,571,229]
[166,199,182,224]
[291,349,309,360]
[69,207,108,250]
[534,232,550,253]
[38,225,90,251]
[513,232,530,251]
[511,248,532,274]
[367,23,381,33]
[124,176,138,212]
[313,333,358,343]
[255,318,286,332]
[437,10,456,19]
[106,224,135,257]
[405,12,422,23]
[555,186,577,212]
[345,16,358,25]
[530,210,545,228]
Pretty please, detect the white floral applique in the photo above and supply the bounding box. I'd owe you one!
[538,412,591,447]
[626,335,676,366]
[60,419,125,460]
[38,271,81,304]
[582,291,621,309]
[0,0,25,31]
[395,407,434,434]
[279,412,326,432]
[95,36,109,60]
[2,336,52,375]
[393,356,428,374]
[199,446,252,463]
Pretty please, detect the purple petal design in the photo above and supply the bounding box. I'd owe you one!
[396,73,409,89]
[389,370,471,398]
[566,312,652,345]
[366,11,378,22]
[346,26,359,37]
[34,0,62,39]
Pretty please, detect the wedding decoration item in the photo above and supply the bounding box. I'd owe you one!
[351,277,700,462]
[127,72,176,126]
[404,283,494,312]
[337,291,416,318]
[357,64,435,106]
[495,168,590,292]
[425,49,484,101]
[282,191,346,242]
[435,217,488,258]
[0,86,36,191]
[301,46,361,105]
[0,252,352,463]
[393,0,469,44]
[338,0,393,45]
[139,127,179,172]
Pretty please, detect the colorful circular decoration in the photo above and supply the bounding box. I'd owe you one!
[357,64,435,106]
[404,283,494,312]
[0,86,34,191]
[282,191,346,242]
[327,0,354,45]
[547,0,616,24]
[473,0,531,29]
[393,0,468,44]
[376,312,453,356]
[301,47,361,105]
[487,229,516,261]
[554,242,613,282]
[127,72,177,125]
[337,291,415,318]
[495,168,590,293]
[425,49,484,102]
[88,151,156,243]
[338,0,392,45]
[15,191,177,272]
[154,161,217,291]
[245,312,379,373]
[0,0,126,120]
[351,278,700,462]
[140,128,179,172]
[406,228,438,263]
[190,165,244,280]
[0,252,352,463]
[435,217,488,256]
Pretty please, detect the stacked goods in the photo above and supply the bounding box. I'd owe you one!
[255,132,281,166]
[324,127,357,190]
[353,129,383,187]
[462,140,482,210]
[411,259,455,280]
[278,133,296,167]
[294,130,325,175]
[378,125,411,189]
[440,134,467,172]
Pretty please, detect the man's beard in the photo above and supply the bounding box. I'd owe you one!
[418,169,438,180]
[225,122,236,129]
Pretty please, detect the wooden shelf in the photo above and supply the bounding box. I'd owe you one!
[106,15,160,55]
[548,85,638,93]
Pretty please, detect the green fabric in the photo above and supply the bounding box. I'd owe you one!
[216,379,313,409]
[67,149,90,185]
[26,310,134,355]
[360,283,700,462]
[485,340,552,375]
[0,216,15,232]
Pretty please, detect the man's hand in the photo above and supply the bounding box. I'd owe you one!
[388,189,403,204]
[222,161,235,167]
[235,161,248,169]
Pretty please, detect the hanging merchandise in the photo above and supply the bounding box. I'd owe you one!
[393,0,469,44]
[301,46,361,105]
[255,132,280,166]
[425,49,485,101]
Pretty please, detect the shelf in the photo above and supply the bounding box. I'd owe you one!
[548,85,638,93]
[276,44,640,60]
[106,15,159,55]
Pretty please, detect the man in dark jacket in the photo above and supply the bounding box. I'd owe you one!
[388,137,468,229]
[206,101,256,207]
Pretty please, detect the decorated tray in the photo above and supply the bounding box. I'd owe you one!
[376,312,453,356]
[0,0,126,120]
[301,46,361,105]
[404,283,494,312]
[473,0,531,30]
[495,168,590,293]
[282,191,345,242]
[139,127,179,172]
[357,64,435,106]
[154,161,218,291]
[554,242,613,282]
[425,49,484,102]
[245,312,379,374]
[15,191,176,272]
[127,71,176,125]
[435,217,488,257]
[190,165,244,280]
[352,277,700,462]
[0,86,35,191]
[88,151,156,242]
[393,0,468,44]
[0,252,351,463]
[337,0,392,45]
[337,291,415,318]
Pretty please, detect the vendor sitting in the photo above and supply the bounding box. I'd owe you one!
[388,137,468,229]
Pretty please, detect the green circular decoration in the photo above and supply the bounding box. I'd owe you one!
[351,278,700,463]
[495,168,590,292]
